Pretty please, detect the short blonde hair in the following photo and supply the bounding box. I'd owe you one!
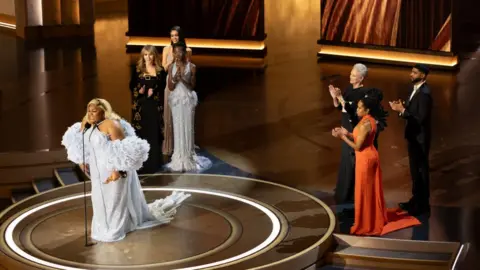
[83,98,121,122]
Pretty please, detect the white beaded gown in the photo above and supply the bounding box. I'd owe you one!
[62,119,190,242]
[165,62,212,172]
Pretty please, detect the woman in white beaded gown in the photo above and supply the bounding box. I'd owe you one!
[162,25,192,156]
[165,42,212,172]
[61,98,190,242]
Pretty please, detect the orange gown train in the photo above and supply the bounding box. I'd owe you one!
[350,115,420,236]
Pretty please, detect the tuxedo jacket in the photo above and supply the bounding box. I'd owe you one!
[401,83,433,146]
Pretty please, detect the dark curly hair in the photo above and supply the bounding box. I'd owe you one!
[172,41,187,54]
[359,88,388,132]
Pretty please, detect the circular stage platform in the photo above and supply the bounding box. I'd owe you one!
[0,174,335,270]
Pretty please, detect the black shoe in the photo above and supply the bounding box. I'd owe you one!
[408,204,431,216]
[398,201,411,211]
[337,208,355,219]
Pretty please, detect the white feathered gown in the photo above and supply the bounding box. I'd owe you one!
[62,119,190,242]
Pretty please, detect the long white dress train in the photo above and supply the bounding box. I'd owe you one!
[165,62,212,172]
[62,119,190,242]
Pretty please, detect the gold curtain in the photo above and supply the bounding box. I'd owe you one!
[321,0,402,46]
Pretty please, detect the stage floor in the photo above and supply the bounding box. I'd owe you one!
[0,0,478,269]
[0,174,334,269]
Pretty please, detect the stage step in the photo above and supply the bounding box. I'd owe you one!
[325,234,461,270]
[32,177,61,193]
[10,187,37,204]
[54,167,81,186]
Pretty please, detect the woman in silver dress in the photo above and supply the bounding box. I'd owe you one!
[162,26,192,156]
[165,43,211,172]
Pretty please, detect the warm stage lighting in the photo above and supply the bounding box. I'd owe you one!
[0,14,16,30]
[0,22,15,30]
[318,44,458,67]
[127,36,266,50]
[5,187,281,270]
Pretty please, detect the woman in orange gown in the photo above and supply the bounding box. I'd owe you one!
[332,90,420,236]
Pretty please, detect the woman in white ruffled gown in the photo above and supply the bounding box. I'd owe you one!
[165,42,212,172]
[61,98,190,242]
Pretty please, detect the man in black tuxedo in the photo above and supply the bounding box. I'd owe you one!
[389,64,432,216]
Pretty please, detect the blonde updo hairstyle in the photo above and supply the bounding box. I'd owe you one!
[83,98,121,122]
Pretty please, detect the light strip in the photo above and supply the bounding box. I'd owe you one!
[0,22,15,30]
[318,45,458,67]
[451,243,466,270]
[5,187,281,270]
[127,36,265,50]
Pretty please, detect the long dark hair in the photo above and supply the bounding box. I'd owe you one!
[359,88,388,132]
[170,26,187,46]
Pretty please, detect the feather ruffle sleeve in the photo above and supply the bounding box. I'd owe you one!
[61,122,88,164]
[104,136,150,171]
[119,119,136,137]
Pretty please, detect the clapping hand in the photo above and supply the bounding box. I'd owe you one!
[328,85,336,98]
[338,127,348,136]
[331,127,341,138]
[332,127,348,138]
[173,69,182,82]
[147,88,153,97]
[139,86,145,94]
[389,99,405,112]
[328,85,341,99]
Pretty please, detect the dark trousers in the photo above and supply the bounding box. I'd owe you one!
[407,140,430,207]
[335,141,355,204]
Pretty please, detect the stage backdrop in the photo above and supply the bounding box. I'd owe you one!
[320,0,452,52]
[127,0,265,41]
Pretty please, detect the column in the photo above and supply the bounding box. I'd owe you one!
[15,0,94,39]
[61,0,79,25]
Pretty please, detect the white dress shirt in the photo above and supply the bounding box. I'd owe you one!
[409,81,425,101]
[401,81,425,115]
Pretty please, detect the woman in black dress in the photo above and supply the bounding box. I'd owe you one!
[329,63,370,205]
[130,45,166,174]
